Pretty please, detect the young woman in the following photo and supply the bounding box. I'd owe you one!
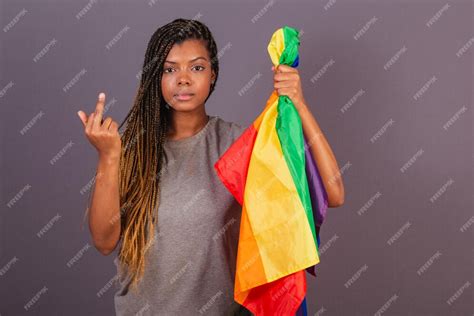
[77,18,344,316]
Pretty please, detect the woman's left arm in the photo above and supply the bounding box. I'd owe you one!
[273,64,345,207]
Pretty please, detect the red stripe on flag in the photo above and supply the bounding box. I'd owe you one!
[242,271,307,316]
[214,125,258,205]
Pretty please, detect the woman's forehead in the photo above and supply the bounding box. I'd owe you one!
[165,39,209,63]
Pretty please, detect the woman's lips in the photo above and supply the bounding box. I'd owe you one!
[174,93,194,101]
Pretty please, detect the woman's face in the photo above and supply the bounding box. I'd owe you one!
[161,39,216,113]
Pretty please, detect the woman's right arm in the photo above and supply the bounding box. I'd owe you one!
[88,154,121,255]
[78,92,123,256]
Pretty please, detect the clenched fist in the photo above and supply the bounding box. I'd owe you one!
[77,93,122,159]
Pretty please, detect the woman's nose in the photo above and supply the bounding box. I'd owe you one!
[177,73,191,85]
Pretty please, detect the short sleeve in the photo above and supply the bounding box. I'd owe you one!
[229,122,246,143]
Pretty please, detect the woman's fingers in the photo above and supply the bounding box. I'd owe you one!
[77,110,88,127]
[79,92,122,158]
[85,112,95,134]
[109,121,118,132]
[80,93,109,135]
[93,93,106,130]
[102,117,113,130]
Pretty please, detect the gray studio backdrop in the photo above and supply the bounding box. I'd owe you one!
[1,0,473,315]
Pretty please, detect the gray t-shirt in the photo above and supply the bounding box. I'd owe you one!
[114,115,252,316]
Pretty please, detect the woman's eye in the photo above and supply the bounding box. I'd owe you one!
[163,66,204,73]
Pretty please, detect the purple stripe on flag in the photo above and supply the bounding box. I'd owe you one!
[304,136,328,226]
[303,136,328,277]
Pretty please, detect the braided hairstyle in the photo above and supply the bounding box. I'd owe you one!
[116,18,219,291]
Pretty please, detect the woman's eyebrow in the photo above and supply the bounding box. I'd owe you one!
[164,57,208,64]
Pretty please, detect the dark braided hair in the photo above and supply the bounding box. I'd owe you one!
[115,18,219,291]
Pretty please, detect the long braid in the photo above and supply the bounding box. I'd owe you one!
[115,18,220,291]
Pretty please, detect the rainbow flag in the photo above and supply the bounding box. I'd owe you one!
[214,26,329,315]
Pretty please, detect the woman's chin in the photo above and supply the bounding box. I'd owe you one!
[168,103,202,113]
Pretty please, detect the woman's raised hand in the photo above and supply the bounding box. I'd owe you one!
[77,93,122,159]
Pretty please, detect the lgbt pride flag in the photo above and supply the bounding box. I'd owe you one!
[214,26,329,315]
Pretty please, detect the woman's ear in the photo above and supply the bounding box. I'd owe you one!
[211,70,216,84]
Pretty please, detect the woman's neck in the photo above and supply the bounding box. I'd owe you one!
[166,109,209,141]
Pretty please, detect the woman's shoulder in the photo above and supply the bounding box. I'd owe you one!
[212,115,246,142]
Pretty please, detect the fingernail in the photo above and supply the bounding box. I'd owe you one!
[77,111,81,117]
[99,93,105,100]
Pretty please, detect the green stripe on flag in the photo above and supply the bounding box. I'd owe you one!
[279,26,300,65]
[276,97,318,247]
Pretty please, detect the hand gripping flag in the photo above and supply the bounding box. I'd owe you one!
[214,26,329,316]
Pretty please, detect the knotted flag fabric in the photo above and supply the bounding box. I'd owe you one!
[214,26,328,316]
